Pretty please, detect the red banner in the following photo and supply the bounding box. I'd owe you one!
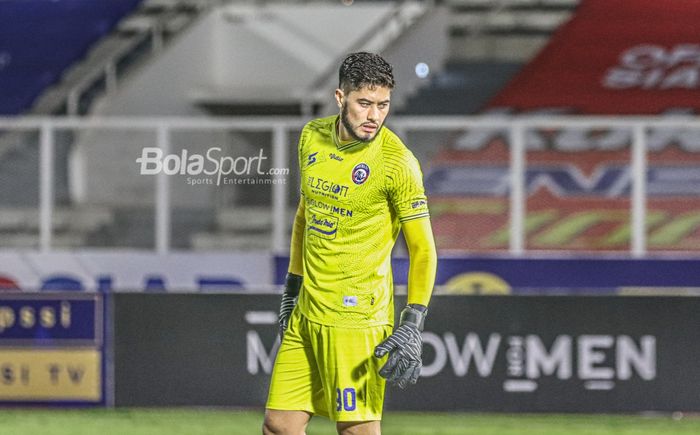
[428,0,700,253]
[488,0,700,114]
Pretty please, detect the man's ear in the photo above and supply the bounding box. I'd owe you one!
[334,89,344,109]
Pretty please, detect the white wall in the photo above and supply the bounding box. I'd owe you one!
[71,11,221,207]
[69,2,437,208]
[205,2,396,102]
[89,2,397,113]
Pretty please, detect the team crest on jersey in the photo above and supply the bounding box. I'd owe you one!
[351,163,370,185]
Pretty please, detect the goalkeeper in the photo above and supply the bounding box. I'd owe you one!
[263,52,437,435]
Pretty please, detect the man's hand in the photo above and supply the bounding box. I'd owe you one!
[279,273,302,339]
[374,304,428,389]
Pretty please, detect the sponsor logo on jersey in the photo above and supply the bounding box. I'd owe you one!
[308,209,339,240]
[329,153,344,162]
[352,163,370,185]
[306,198,353,217]
[307,152,319,166]
[307,176,349,198]
[342,296,358,307]
[412,200,427,209]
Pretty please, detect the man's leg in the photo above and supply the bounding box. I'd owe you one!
[336,420,381,435]
[265,310,326,434]
[262,409,312,435]
[313,322,390,434]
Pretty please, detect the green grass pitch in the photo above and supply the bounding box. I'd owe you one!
[0,409,697,434]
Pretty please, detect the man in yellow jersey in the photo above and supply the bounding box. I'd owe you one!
[263,52,437,435]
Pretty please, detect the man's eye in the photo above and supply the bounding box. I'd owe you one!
[359,102,370,108]
[378,103,388,109]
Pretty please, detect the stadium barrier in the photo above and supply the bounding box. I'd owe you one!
[110,293,699,412]
[3,115,700,255]
[0,292,106,406]
[1,292,697,411]
[5,252,700,295]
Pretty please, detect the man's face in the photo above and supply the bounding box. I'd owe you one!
[335,85,391,143]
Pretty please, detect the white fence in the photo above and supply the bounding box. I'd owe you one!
[1,115,699,256]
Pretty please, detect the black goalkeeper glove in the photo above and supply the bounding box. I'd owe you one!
[278,273,302,340]
[374,304,428,389]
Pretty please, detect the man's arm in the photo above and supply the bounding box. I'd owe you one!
[403,218,437,307]
[374,217,437,388]
[279,199,305,338]
[288,199,306,275]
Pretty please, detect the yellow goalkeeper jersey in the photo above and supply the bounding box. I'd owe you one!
[296,115,430,328]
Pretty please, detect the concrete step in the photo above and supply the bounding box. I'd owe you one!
[215,207,294,233]
[190,232,272,251]
[0,206,113,233]
[449,10,571,32]
[0,232,86,249]
[446,0,579,11]
[217,208,271,232]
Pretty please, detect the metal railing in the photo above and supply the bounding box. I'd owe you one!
[62,2,210,116]
[1,115,699,256]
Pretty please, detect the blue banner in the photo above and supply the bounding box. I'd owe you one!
[275,255,700,295]
[0,296,100,344]
[0,293,105,405]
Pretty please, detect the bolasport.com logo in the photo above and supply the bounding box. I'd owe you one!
[135,147,289,186]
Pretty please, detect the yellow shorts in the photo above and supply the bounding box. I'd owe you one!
[266,308,392,422]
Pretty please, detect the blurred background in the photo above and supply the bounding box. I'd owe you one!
[1,0,699,430]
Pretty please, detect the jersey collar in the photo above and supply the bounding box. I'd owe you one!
[332,116,367,151]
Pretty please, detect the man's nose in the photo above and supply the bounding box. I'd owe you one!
[367,106,379,122]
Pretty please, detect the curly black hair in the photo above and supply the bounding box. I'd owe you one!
[338,52,395,93]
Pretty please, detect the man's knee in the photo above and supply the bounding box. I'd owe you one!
[337,420,381,435]
[262,415,282,435]
[263,409,310,435]
[261,413,287,435]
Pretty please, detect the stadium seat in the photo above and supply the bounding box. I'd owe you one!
[0,0,142,115]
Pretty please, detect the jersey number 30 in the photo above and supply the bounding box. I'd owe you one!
[336,387,356,412]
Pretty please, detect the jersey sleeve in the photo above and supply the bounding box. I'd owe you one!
[297,124,311,197]
[386,150,430,223]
